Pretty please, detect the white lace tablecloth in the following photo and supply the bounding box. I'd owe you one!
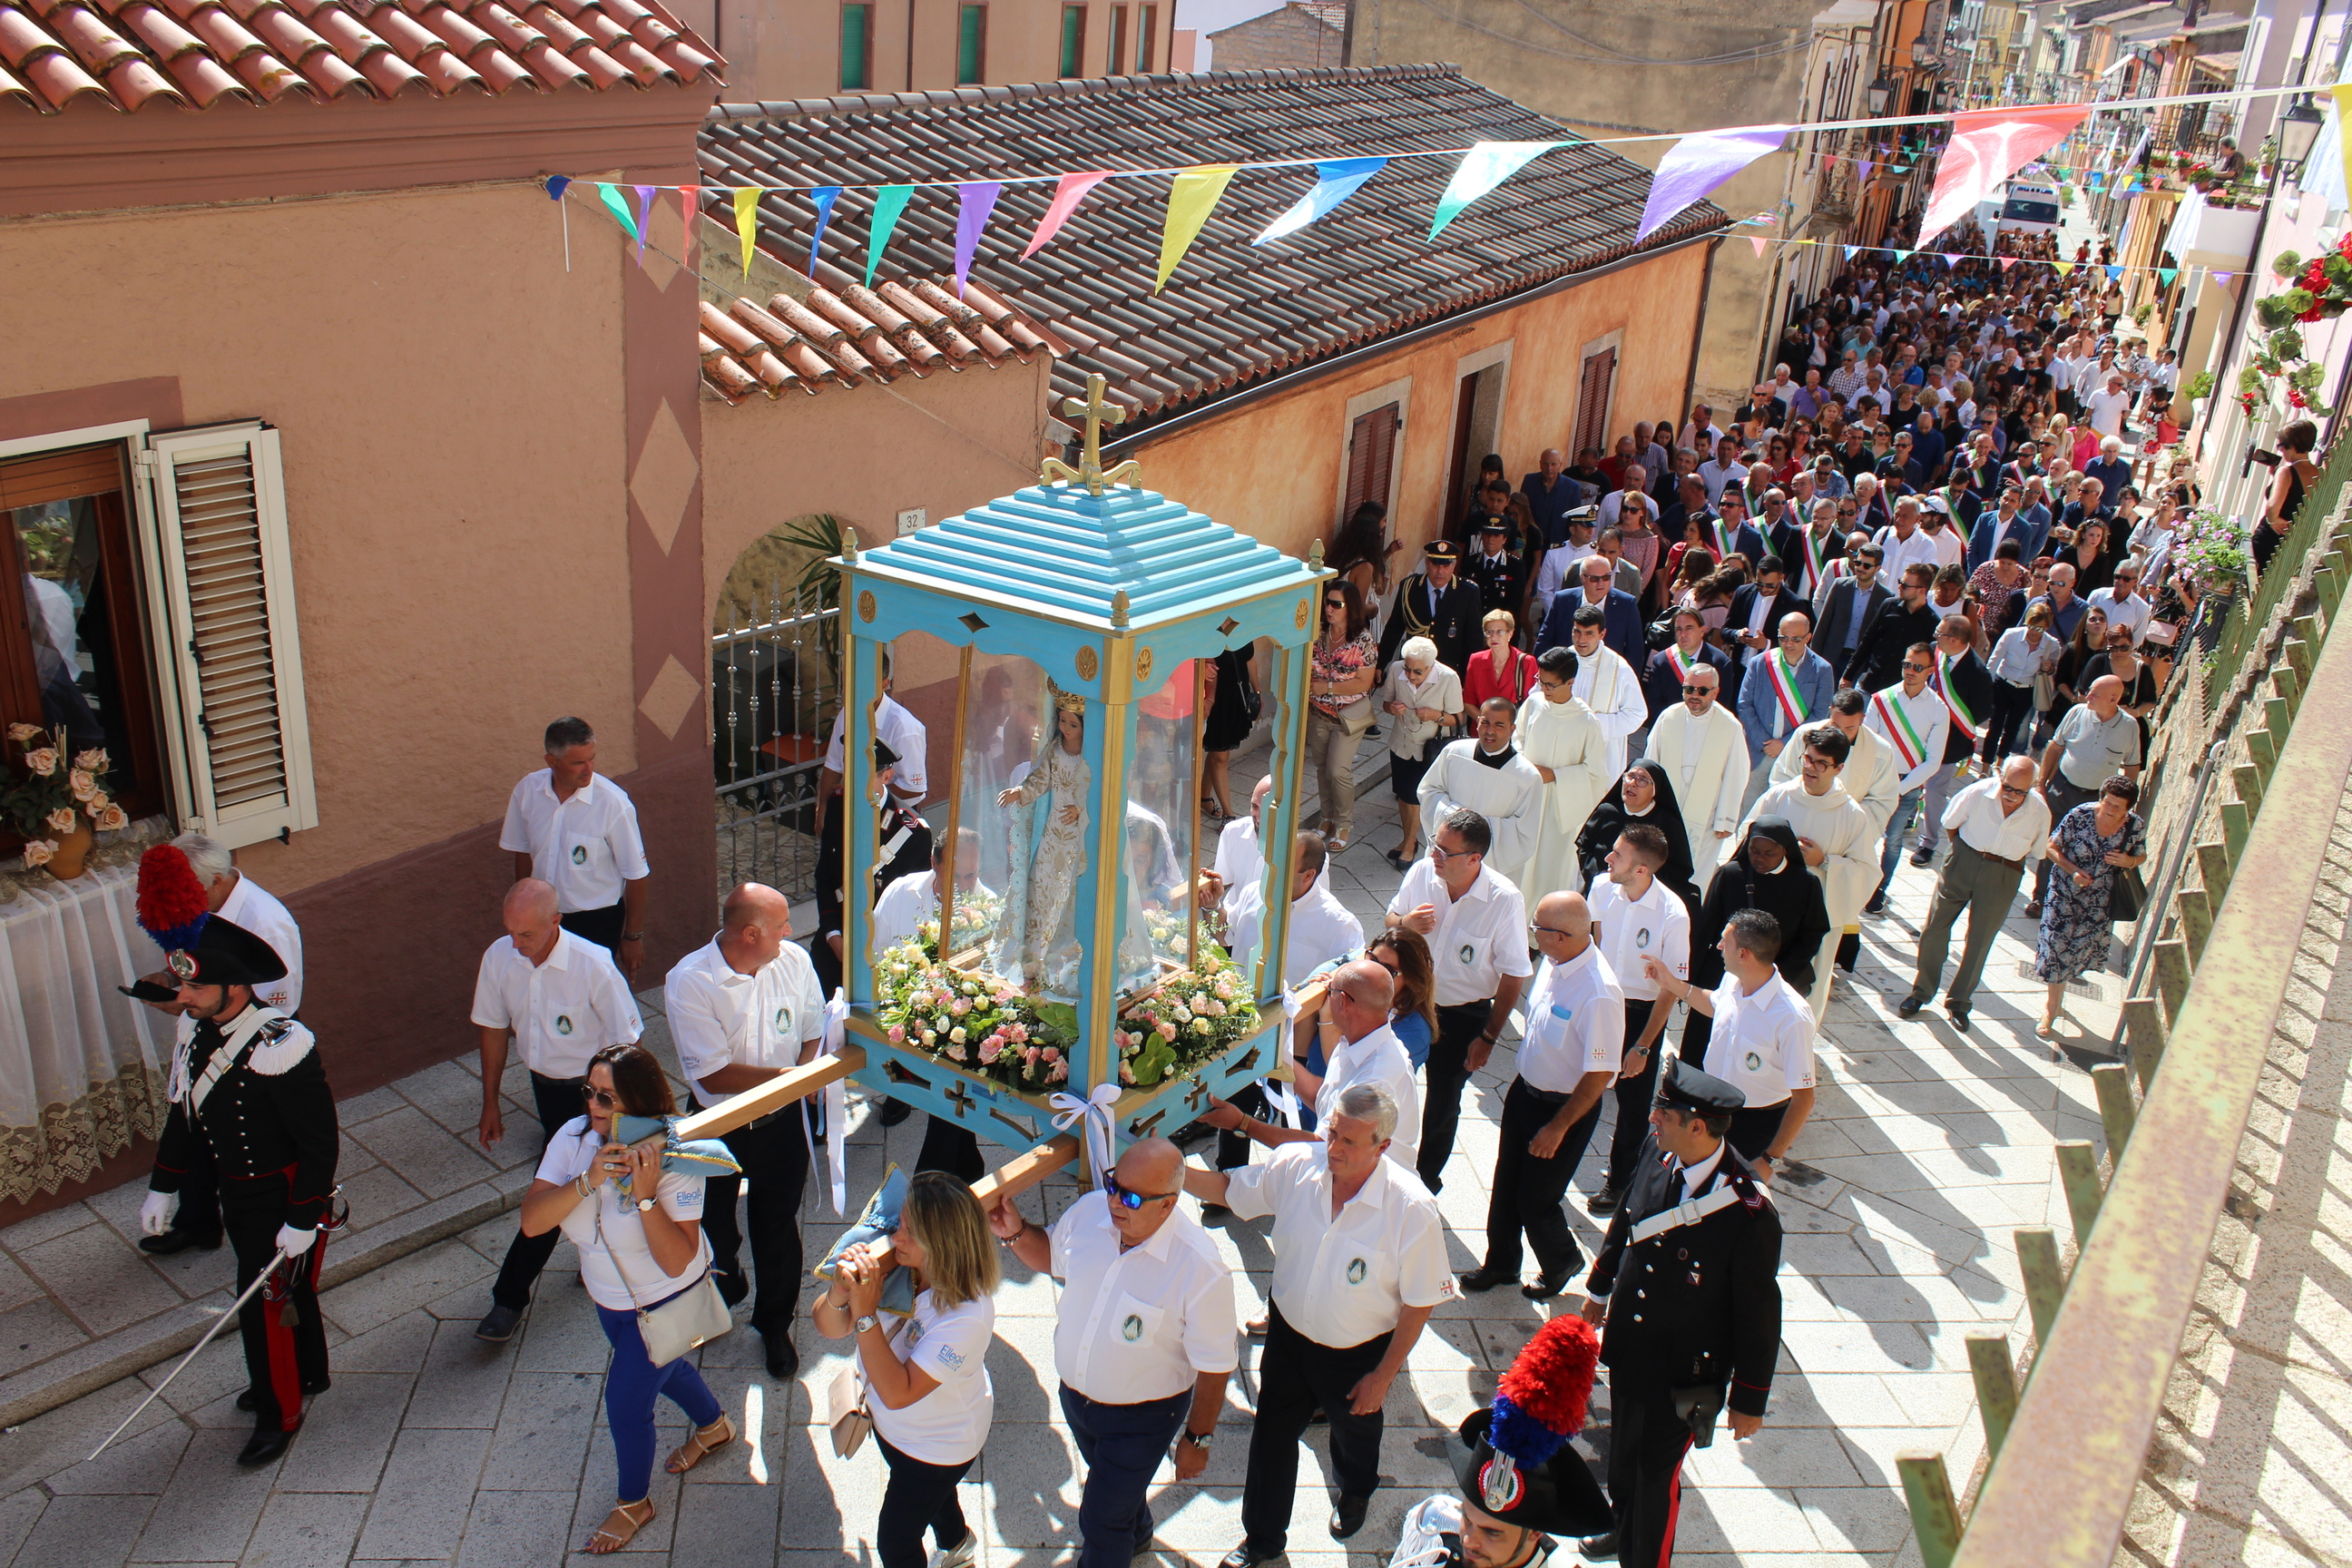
[0,862,172,1203]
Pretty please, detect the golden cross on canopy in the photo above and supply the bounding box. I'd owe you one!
[1042,371,1142,495]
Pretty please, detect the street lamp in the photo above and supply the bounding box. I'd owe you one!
[1911,35,1939,66]
[2279,95,2326,179]
[1868,73,1896,113]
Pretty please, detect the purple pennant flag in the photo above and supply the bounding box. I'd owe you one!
[1635,126,1791,245]
[1854,160,1874,183]
[632,185,656,263]
[808,186,842,278]
[954,182,1004,297]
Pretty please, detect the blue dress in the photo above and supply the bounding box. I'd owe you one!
[2034,803,2145,985]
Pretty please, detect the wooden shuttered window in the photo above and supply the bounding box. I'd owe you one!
[132,423,318,848]
[1571,348,1616,466]
[1344,403,1399,520]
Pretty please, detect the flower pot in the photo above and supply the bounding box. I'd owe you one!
[45,816,94,880]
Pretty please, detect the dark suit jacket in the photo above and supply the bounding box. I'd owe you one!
[1643,642,1738,720]
[1536,586,1643,671]
[1966,510,2053,573]
[1723,583,1811,665]
[1843,597,1941,691]
[1768,522,1847,596]
[1815,577,1892,671]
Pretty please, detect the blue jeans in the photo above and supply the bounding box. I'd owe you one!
[593,1297,724,1503]
[1061,1384,1192,1566]
[1876,788,1924,900]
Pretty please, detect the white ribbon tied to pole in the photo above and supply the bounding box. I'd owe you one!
[815,989,850,1215]
[1050,1082,1122,1186]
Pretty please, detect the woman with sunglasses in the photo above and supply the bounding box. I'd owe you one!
[815,1173,1001,1568]
[518,1044,728,1554]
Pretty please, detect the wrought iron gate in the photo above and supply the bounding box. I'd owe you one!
[711,585,838,905]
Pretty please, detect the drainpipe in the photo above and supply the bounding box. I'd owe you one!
[1688,237,1723,416]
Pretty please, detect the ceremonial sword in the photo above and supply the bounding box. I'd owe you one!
[86,1251,289,1462]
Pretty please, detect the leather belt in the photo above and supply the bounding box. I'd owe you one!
[1963,839,2025,871]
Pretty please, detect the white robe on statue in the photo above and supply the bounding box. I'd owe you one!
[1514,693,1612,902]
[1418,740,1546,890]
[1644,704,1751,884]
[1740,778,1877,1023]
[1769,721,1902,841]
[1573,646,1648,776]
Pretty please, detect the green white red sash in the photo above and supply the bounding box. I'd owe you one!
[1666,642,1702,685]
[1871,687,1929,771]
[1715,515,1739,560]
[1764,652,1810,731]
[1796,528,1831,596]
[1934,654,1980,740]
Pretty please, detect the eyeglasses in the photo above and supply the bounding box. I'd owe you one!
[1997,783,2030,799]
[1429,844,1479,865]
[1529,922,1576,939]
[1105,1174,1179,1210]
[1681,682,1713,693]
[1324,598,1345,608]
[1903,661,1933,672]
[581,1084,622,1110]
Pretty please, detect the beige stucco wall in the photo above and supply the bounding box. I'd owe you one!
[0,182,638,896]
[1131,242,1713,557]
[708,0,1175,101]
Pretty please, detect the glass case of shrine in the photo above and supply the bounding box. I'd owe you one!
[836,387,1324,1158]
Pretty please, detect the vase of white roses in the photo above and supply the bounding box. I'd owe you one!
[4,723,126,879]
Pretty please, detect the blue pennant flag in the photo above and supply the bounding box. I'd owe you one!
[1254,158,1387,245]
[808,186,843,278]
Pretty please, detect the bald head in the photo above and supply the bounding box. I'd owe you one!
[2086,674,2126,718]
[503,878,563,964]
[1107,1136,1186,1241]
[719,882,792,972]
[1328,957,1396,1044]
[1532,890,1591,964]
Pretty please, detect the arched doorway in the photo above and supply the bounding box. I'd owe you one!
[710,513,850,904]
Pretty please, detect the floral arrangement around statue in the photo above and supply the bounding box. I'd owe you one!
[4,724,127,878]
[874,917,1260,1099]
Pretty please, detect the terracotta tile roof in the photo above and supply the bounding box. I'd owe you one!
[700,65,1724,432]
[0,0,719,114]
[697,272,1063,402]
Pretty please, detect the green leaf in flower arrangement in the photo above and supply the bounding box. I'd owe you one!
[1033,1001,1080,1044]
[2272,250,2304,280]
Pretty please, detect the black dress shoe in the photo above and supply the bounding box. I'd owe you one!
[1455,1266,1516,1293]
[878,1098,913,1126]
[1910,846,1936,867]
[1330,1494,1371,1539]
[2024,899,2043,917]
[1521,1270,1573,1300]
[1861,893,1888,916]
[1219,1543,1281,1568]
[764,1335,800,1380]
[1946,1005,1971,1032]
[1896,996,1924,1019]
[1587,1185,1621,1215]
[237,1427,295,1468]
[1579,1530,1620,1561]
[236,1378,329,1413]
[475,1303,524,1342]
[714,1269,750,1308]
[138,1229,221,1257]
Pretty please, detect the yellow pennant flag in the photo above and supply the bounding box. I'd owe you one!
[1156,164,1239,293]
[735,187,761,276]
[2053,260,2073,277]
[2333,84,2352,202]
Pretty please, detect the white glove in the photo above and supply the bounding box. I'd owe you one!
[141,1190,177,1236]
[274,1223,317,1257]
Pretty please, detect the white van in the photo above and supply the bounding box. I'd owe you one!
[1995,180,2062,237]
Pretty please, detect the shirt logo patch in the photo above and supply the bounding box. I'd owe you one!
[1459,944,1476,965]
[571,845,588,865]
[1122,1314,1144,1342]
[774,1005,793,1034]
[934,1343,965,1369]
[1745,1051,1764,1073]
[1347,1257,1368,1285]
[555,1014,574,1035]
[1635,926,1653,950]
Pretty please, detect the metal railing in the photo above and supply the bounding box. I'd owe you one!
[2203,438,2352,710]
[712,585,839,905]
[1896,483,2352,1568]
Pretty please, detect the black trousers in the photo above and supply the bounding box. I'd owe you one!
[916,1114,985,1182]
[875,1433,975,1568]
[560,898,626,952]
[224,1171,328,1435]
[1983,681,2038,766]
[1216,1082,1274,1172]
[698,1106,811,1337]
[1606,1373,1700,1568]
[1241,1303,1392,1553]
[1726,1102,1788,1169]
[1483,1077,1599,1279]
[1417,1001,1493,1191]
[490,1070,588,1309]
[1607,1001,1665,1193]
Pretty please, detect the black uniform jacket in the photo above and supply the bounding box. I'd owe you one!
[1583,1133,1783,1416]
[1380,573,1482,674]
[1935,651,1996,763]
[153,1007,339,1227]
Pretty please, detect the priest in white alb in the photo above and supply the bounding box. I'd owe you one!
[1563,603,1646,775]
[1514,646,1613,902]
[1419,697,1546,889]
[1643,662,1749,885]
[1769,688,1902,840]
[1740,725,1878,1022]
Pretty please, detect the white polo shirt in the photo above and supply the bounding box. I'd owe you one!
[1221,1142,1453,1349]
[537,1118,710,1313]
[1386,859,1534,1007]
[1699,970,1817,1112]
[1942,775,2052,863]
[663,937,828,1105]
[470,927,642,1081]
[1224,874,1364,990]
[872,868,1000,956]
[1870,524,1943,586]
[499,770,650,915]
[825,695,930,797]
[2084,586,2151,645]
[1047,1191,1238,1406]
[1514,946,1624,1095]
[1315,1024,1421,1170]
[1589,877,1690,1004]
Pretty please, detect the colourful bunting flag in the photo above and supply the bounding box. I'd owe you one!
[1025,172,1112,258]
[1635,126,1788,244]
[1749,236,1769,258]
[1999,256,2016,270]
[632,185,656,263]
[1942,252,1960,267]
[1917,105,2089,243]
[599,181,639,240]
[808,185,842,278]
[2053,261,2074,276]
[1157,164,1239,291]
[954,181,1003,296]
[2213,271,2234,286]
[1256,158,1387,245]
[546,176,572,201]
[1892,250,1910,262]
[1855,160,1874,183]
[2334,84,2352,199]
[733,186,760,275]
[1431,141,1563,239]
[2159,267,2178,288]
[867,185,914,286]
[1845,245,1859,260]
[2106,265,2122,282]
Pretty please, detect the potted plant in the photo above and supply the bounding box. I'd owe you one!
[3,724,126,879]
[2171,507,2251,643]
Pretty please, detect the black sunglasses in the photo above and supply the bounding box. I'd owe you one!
[581,1084,622,1110]
[1105,1174,1179,1210]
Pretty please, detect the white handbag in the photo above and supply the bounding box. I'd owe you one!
[592,1196,732,1367]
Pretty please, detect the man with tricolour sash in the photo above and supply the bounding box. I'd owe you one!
[1861,643,1950,916]
[1906,615,1995,871]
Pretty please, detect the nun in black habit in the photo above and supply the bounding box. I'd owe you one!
[1574,759,1701,916]
[1678,816,1833,1065]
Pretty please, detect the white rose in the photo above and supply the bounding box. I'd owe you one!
[949,1026,967,1044]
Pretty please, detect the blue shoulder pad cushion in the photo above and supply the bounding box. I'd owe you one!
[612,1113,743,1177]
[812,1163,916,1318]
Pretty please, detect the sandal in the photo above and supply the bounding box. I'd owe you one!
[586,1498,656,1554]
[664,1412,736,1475]
[2036,1008,2062,1039]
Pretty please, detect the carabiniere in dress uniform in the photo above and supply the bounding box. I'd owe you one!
[134,844,343,1469]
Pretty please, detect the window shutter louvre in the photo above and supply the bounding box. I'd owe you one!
[132,423,318,849]
[1572,348,1616,468]
[1343,404,1397,520]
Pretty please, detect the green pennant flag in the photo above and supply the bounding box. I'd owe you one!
[867,185,914,287]
[2159,267,2179,288]
[1431,141,1565,238]
[597,181,639,240]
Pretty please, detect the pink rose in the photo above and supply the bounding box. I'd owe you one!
[950,998,971,1016]
[946,1043,968,1062]
[1041,1047,1061,1063]
[1155,1020,1178,1042]
[93,805,128,831]
[1119,1061,1137,1084]
[20,839,54,867]
[22,749,55,778]
[978,1038,1004,1064]
[73,749,107,771]
[44,807,76,833]
[1006,1024,1029,1044]
[887,1024,906,1044]
[5,723,40,744]
[1048,1060,1069,1083]
[1023,1046,1042,1068]
[67,769,96,801]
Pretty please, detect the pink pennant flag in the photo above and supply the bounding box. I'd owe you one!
[1749,236,1769,258]
[679,185,695,265]
[1999,256,2017,270]
[1025,172,1112,258]
[1917,106,2088,244]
